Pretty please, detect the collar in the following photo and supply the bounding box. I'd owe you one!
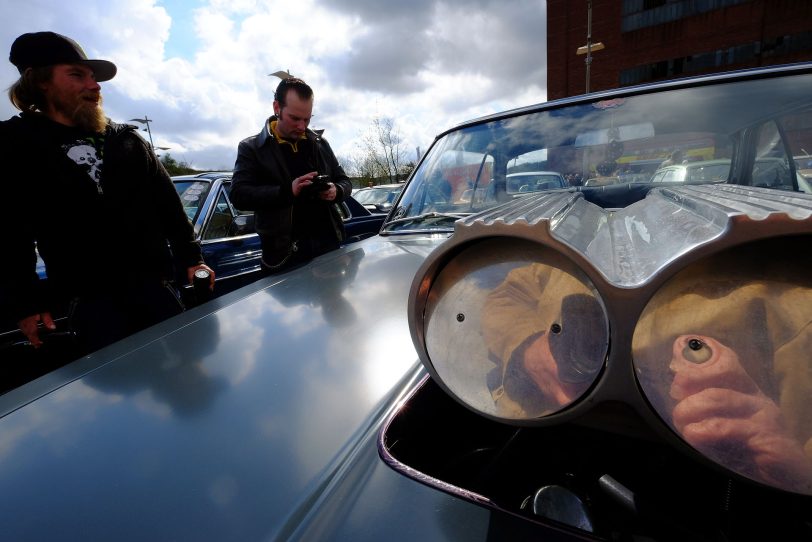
[257,116,321,148]
[266,118,308,152]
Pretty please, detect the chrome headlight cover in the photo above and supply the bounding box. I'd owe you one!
[409,185,812,494]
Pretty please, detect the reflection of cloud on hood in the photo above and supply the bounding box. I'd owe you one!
[216,294,270,385]
[133,389,173,419]
[0,381,121,462]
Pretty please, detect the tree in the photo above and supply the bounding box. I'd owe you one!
[358,116,410,183]
[340,153,384,187]
[160,153,199,176]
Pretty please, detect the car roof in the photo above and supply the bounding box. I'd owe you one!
[172,172,232,181]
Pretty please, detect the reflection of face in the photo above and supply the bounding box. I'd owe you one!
[523,332,589,408]
[274,90,313,139]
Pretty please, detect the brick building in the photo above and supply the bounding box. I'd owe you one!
[547,0,812,100]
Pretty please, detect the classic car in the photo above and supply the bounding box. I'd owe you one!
[648,157,812,190]
[648,158,732,184]
[352,182,405,214]
[506,171,568,192]
[1,63,811,541]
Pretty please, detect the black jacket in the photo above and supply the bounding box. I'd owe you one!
[230,118,352,267]
[0,113,203,321]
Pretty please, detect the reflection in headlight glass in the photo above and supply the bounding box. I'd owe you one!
[632,240,812,495]
[423,239,608,421]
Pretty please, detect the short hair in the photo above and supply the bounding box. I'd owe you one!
[7,66,52,112]
[274,77,313,108]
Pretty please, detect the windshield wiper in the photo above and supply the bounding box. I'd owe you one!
[383,211,469,231]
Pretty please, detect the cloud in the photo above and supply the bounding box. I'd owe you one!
[0,0,547,170]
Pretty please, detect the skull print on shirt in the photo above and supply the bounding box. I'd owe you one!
[64,140,104,194]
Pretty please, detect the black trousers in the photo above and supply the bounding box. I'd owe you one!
[69,281,184,356]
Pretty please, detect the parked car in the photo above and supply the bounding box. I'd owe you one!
[352,183,404,214]
[0,173,384,392]
[1,64,812,541]
[648,157,812,191]
[649,158,732,184]
[506,171,568,192]
[173,172,385,302]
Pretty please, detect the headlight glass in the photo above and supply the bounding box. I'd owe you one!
[423,239,609,421]
[632,241,812,495]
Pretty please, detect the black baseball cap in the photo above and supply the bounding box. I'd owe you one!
[9,31,117,82]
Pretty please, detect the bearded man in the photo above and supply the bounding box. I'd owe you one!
[1,31,213,358]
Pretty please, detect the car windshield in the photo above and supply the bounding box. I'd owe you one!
[174,180,213,222]
[354,187,400,205]
[385,71,812,233]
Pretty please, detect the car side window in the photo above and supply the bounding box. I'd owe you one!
[223,181,255,217]
[202,191,234,240]
[753,121,793,190]
[335,202,350,221]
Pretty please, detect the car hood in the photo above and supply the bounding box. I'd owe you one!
[0,234,448,541]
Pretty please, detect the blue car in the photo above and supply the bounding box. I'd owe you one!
[172,172,385,301]
[1,64,812,541]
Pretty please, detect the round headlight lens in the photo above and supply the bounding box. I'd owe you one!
[423,239,608,421]
[633,241,812,495]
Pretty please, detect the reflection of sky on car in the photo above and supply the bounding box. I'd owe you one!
[0,239,430,534]
[174,181,212,221]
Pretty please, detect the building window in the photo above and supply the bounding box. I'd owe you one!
[620,30,812,86]
[622,0,749,32]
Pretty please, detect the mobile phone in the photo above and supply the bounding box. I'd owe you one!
[312,174,331,190]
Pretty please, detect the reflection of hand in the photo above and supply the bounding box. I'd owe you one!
[670,335,812,493]
[523,333,583,408]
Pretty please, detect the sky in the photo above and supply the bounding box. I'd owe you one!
[0,0,548,171]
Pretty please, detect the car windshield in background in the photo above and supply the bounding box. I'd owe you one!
[506,171,567,193]
[384,72,812,233]
[353,184,405,214]
[174,180,213,222]
[355,187,397,205]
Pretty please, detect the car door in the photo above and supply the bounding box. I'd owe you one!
[199,182,262,295]
[340,197,386,242]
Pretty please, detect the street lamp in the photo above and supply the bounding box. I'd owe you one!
[128,116,155,149]
[575,0,605,94]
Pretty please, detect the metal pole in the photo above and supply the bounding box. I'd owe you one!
[128,116,158,151]
[585,0,592,93]
[143,115,155,149]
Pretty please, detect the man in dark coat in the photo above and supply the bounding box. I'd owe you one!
[230,77,352,273]
[1,31,214,356]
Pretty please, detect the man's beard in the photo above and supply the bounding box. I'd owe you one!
[52,91,107,133]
